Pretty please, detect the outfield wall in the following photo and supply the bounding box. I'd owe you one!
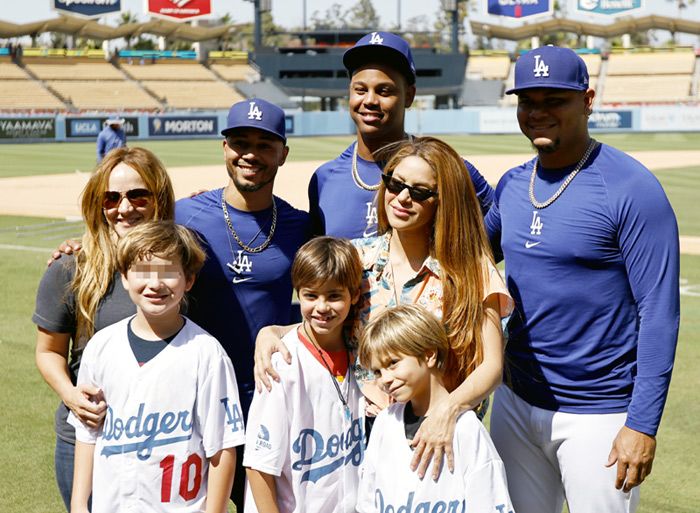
[2,105,699,143]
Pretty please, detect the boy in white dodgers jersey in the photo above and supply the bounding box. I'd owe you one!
[244,237,364,513]
[357,304,513,513]
[69,221,245,513]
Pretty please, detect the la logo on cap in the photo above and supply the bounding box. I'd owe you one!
[247,101,263,121]
[533,55,549,77]
[369,32,384,45]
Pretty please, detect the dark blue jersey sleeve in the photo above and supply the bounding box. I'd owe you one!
[465,159,495,216]
[610,168,680,435]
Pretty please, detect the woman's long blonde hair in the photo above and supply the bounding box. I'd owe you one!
[73,147,174,346]
[376,136,493,390]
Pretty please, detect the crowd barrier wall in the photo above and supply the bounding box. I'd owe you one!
[1,106,698,144]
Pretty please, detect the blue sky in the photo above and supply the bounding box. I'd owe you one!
[3,0,699,48]
[6,0,700,27]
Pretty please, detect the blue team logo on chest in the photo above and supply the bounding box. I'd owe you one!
[291,416,364,483]
[100,403,193,460]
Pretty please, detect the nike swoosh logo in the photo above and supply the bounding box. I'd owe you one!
[232,277,252,284]
[525,241,542,249]
[363,227,377,238]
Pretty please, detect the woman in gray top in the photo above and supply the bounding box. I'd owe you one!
[33,147,175,510]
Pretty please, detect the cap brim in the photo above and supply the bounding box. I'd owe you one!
[506,83,588,95]
[343,46,415,85]
[221,124,285,142]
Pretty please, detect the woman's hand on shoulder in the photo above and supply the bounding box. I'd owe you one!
[66,384,107,428]
[46,239,82,267]
[410,396,459,481]
[254,325,293,392]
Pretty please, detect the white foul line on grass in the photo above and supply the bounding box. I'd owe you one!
[0,243,53,253]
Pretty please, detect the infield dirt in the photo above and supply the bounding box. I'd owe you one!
[2,150,699,254]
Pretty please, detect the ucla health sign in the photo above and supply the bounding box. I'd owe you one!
[487,0,552,18]
[576,0,643,16]
[52,0,121,19]
[66,117,139,138]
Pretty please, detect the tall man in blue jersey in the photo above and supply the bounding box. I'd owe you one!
[485,46,680,513]
[96,115,126,163]
[308,31,494,238]
[175,98,309,508]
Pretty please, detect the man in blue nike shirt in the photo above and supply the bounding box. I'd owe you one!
[485,46,680,513]
[308,31,494,238]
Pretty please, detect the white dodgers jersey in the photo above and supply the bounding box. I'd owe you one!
[69,317,246,513]
[357,404,513,513]
[243,329,364,513]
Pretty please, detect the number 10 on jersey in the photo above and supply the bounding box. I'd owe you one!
[160,453,203,503]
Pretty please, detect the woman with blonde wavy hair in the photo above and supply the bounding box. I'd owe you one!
[255,136,512,481]
[33,146,174,511]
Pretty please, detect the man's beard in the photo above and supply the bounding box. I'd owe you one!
[227,161,276,193]
[530,136,560,154]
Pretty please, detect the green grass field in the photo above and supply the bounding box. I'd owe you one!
[2,131,700,178]
[0,134,698,512]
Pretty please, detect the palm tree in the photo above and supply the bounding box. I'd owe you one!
[118,11,139,49]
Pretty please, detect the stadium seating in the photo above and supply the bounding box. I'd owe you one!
[601,50,695,104]
[210,63,258,82]
[607,51,695,76]
[579,53,601,77]
[467,55,511,80]
[141,80,243,109]
[26,62,124,80]
[47,80,160,110]
[0,80,65,110]
[603,75,692,104]
[0,62,31,79]
[121,62,218,81]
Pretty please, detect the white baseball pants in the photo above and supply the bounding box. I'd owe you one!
[490,385,640,513]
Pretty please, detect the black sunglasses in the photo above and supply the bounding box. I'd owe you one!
[381,174,438,202]
[103,188,152,209]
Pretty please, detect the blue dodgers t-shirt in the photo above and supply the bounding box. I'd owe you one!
[308,142,495,239]
[176,190,310,413]
[485,143,680,436]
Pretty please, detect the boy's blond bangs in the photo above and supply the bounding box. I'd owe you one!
[359,304,449,371]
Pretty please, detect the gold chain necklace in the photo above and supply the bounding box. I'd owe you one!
[529,139,599,209]
[351,143,381,191]
[221,187,277,253]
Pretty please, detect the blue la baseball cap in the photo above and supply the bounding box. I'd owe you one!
[343,31,416,85]
[221,98,286,142]
[506,46,589,95]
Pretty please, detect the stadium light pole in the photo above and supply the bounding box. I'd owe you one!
[244,0,272,51]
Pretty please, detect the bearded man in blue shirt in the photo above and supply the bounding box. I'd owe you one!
[485,46,680,513]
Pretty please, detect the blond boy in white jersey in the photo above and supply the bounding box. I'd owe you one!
[357,304,514,513]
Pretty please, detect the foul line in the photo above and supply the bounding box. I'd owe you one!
[0,243,53,253]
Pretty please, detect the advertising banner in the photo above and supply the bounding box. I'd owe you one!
[575,0,643,17]
[0,118,55,139]
[588,110,632,130]
[487,0,552,18]
[53,0,122,19]
[148,116,218,137]
[478,108,520,134]
[66,117,139,138]
[285,115,294,136]
[640,107,700,132]
[145,0,212,21]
